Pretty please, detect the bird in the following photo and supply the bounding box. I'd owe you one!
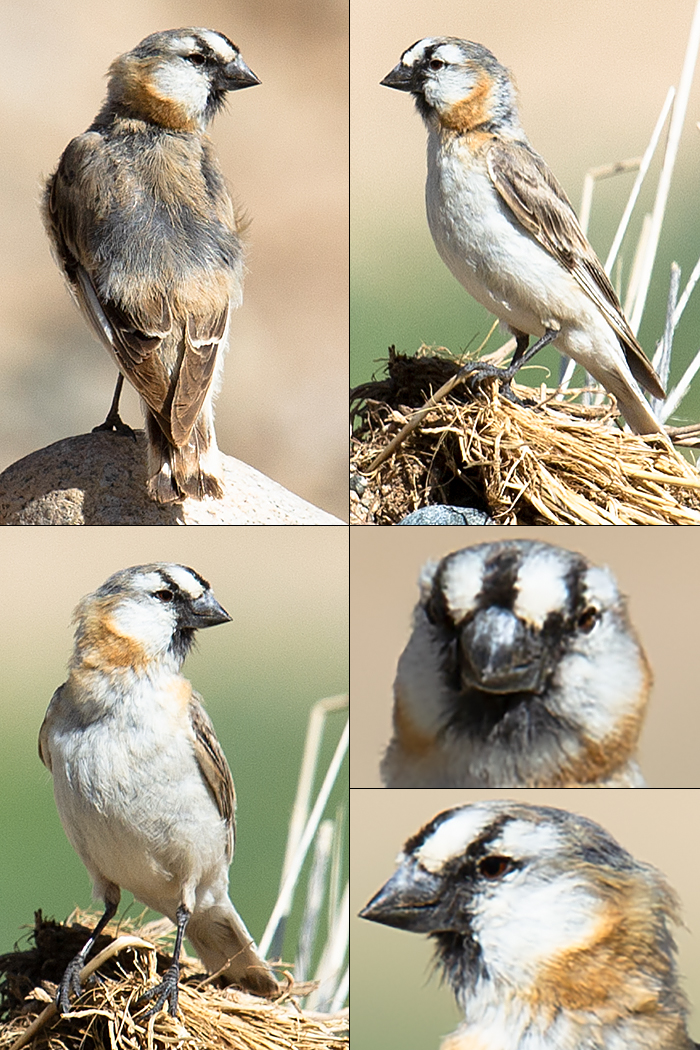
[39,563,279,1016]
[43,29,260,503]
[360,800,699,1050]
[381,38,667,436]
[381,539,650,787]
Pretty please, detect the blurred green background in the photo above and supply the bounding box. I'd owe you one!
[351,0,700,428]
[0,527,348,979]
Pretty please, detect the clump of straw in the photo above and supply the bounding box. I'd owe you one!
[351,349,700,524]
[0,911,348,1050]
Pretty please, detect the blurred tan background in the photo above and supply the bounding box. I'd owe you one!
[351,526,700,787]
[352,789,700,1050]
[1,0,348,520]
[0,527,348,961]
[351,0,700,421]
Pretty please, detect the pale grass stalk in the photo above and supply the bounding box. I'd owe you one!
[661,344,700,422]
[652,262,680,396]
[295,821,334,982]
[267,695,348,962]
[623,213,653,318]
[329,968,349,1015]
[259,719,348,960]
[673,251,700,326]
[305,886,349,1013]
[629,0,700,334]
[605,87,676,274]
[579,157,641,238]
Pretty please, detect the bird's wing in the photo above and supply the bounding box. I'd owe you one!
[485,139,665,400]
[37,708,53,772]
[170,307,228,447]
[189,692,236,862]
[37,685,70,773]
[75,270,175,427]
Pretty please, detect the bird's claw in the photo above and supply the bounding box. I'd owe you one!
[458,362,535,406]
[57,955,86,1014]
[92,415,137,439]
[136,962,180,1017]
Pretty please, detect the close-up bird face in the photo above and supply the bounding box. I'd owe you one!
[383,539,650,786]
[360,800,692,1050]
[107,28,260,130]
[73,563,231,666]
[361,801,663,996]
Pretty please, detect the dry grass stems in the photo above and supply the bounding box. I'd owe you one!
[351,348,700,525]
[0,912,348,1050]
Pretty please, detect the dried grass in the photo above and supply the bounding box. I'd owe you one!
[350,348,700,525]
[0,912,348,1050]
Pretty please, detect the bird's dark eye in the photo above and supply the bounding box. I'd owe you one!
[187,52,206,66]
[577,606,600,633]
[154,589,175,603]
[428,58,445,71]
[477,855,512,880]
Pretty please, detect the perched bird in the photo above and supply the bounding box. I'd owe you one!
[381,539,650,787]
[39,563,278,1016]
[360,800,699,1050]
[44,29,260,502]
[381,38,667,436]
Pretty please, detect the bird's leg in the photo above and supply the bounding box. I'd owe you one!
[510,332,531,370]
[492,327,559,406]
[455,328,559,406]
[137,903,190,1017]
[92,373,135,437]
[503,327,559,380]
[57,895,119,1014]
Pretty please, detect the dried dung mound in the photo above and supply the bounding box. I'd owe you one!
[0,912,348,1050]
[351,348,700,525]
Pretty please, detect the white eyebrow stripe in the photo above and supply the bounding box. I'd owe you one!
[402,39,433,66]
[433,42,466,65]
[513,548,569,626]
[199,29,237,60]
[416,806,492,872]
[440,549,487,620]
[165,564,205,598]
[584,565,619,608]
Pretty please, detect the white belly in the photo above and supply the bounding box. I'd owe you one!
[425,134,581,337]
[48,690,229,916]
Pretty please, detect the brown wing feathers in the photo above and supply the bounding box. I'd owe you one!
[486,140,665,400]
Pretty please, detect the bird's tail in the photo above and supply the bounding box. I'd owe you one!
[186,902,279,997]
[145,410,224,503]
[588,357,668,438]
[606,377,668,438]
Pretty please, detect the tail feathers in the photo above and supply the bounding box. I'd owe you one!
[145,411,224,503]
[186,903,279,998]
[586,359,667,438]
[621,336,666,402]
[608,381,667,437]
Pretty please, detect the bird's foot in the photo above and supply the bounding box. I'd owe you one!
[457,361,536,406]
[497,382,537,408]
[137,962,181,1017]
[92,413,136,439]
[56,953,87,1014]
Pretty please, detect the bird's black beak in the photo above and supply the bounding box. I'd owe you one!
[223,53,261,90]
[359,863,445,933]
[458,607,551,695]
[180,592,231,629]
[380,63,416,92]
